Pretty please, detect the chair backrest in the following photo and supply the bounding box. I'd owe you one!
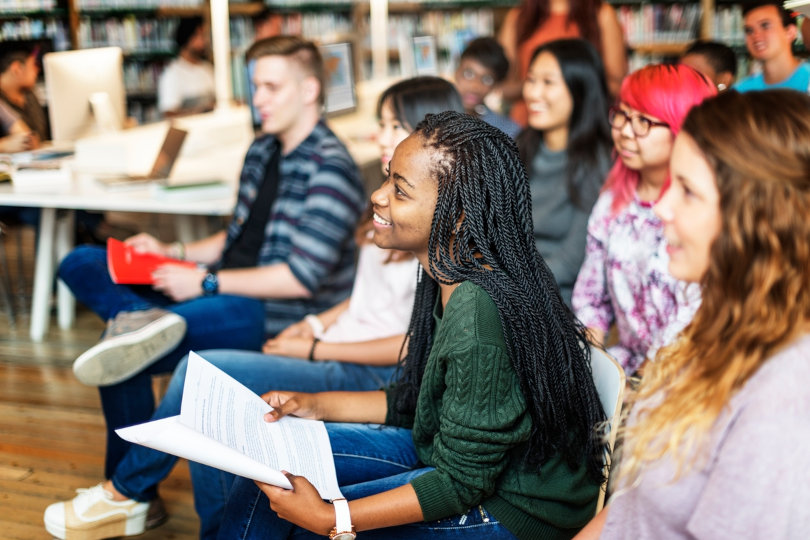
[589,344,625,514]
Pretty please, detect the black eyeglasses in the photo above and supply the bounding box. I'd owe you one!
[609,107,670,137]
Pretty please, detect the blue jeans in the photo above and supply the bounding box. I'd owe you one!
[58,245,268,474]
[109,350,396,540]
[217,423,519,540]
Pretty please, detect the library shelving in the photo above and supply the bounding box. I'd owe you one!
[69,1,265,124]
[354,1,513,77]
[612,0,805,79]
[609,0,713,70]
[0,0,71,51]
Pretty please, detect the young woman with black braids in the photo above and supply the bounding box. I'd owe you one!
[216,111,608,540]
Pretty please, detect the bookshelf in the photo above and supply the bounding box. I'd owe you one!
[610,0,714,70]
[18,0,799,125]
[0,0,71,51]
[351,1,518,78]
[612,0,805,79]
[66,1,265,123]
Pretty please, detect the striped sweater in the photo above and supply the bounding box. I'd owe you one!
[220,120,366,336]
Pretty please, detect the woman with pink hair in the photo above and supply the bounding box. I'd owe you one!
[572,64,716,376]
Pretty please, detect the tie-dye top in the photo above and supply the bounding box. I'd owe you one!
[572,190,701,374]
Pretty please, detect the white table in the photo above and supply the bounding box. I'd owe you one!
[0,103,385,342]
[0,171,237,342]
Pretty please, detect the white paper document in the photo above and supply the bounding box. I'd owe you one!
[116,351,343,499]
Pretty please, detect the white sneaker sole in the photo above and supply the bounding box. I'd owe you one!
[43,502,148,540]
[72,313,187,387]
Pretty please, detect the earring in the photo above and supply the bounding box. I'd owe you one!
[717,83,727,91]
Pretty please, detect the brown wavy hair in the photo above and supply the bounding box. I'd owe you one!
[619,90,810,483]
[516,0,604,54]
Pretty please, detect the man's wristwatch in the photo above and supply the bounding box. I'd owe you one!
[201,272,219,296]
[328,498,356,540]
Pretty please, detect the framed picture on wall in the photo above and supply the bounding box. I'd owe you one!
[412,35,438,76]
[320,42,357,116]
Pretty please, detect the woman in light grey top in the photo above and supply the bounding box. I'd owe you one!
[517,39,612,306]
[575,90,810,539]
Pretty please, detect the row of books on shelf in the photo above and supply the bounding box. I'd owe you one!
[76,0,204,9]
[246,12,353,42]
[363,9,493,60]
[0,18,70,51]
[617,3,700,46]
[0,0,56,10]
[417,9,493,57]
[713,5,746,47]
[124,61,164,96]
[127,101,162,126]
[77,17,179,53]
[77,15,261,55]
[229,16,257,49]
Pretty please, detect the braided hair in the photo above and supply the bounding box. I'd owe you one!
[391,111,607,482]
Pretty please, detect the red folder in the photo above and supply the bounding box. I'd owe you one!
[107,238,195,285]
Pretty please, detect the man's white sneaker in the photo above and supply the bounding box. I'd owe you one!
[43,483,159,540]
[72,308,187,387]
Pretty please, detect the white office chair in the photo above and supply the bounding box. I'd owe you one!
[589,344,625,514]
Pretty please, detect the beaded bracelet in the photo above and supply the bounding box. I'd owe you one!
[172,241,186,260]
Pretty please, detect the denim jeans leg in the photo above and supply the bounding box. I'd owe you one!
[185,351,398,539]
[346,506,518,540]
[109,349,395,527]
[110,353,188,502]
[217,423,422,540]
[58,246,157,320]
[99,295,266,476]
[219,478,517,540]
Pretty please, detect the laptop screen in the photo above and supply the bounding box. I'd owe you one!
[150,126,187,178]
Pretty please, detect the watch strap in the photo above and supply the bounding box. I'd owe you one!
[332,498,353,536]
[202,272,219,295]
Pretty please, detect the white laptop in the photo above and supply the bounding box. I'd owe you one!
[93,126,187,188]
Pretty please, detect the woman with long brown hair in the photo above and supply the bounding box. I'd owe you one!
[577,89,810,538]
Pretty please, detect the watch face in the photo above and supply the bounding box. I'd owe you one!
[332,533,356,540]
[202,273,218,294]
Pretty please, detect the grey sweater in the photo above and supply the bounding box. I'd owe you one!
[602,333,810,539]
[529,144,603,306]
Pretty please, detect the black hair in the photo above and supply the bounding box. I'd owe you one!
[376,76,464,131]
[0,42,34,74]
[516,39,612,209]
[742,1,796,26]
[174,16,204,51]
[459,36,510,83]
[683,40,738,78]
[391,110,608,483]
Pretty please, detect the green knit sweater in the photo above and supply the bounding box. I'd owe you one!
[385,281,598,540]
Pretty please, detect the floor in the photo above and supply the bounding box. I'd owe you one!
[0,225,198,540]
